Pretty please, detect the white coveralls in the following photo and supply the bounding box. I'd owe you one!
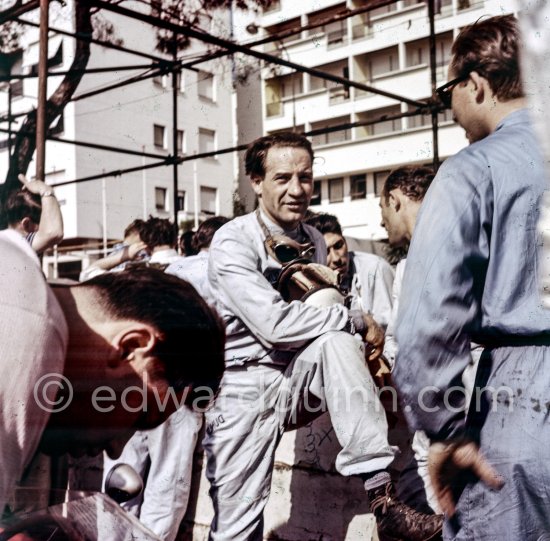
[204,210,396,541]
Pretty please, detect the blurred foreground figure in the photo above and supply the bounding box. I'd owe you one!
[0,228,225,519]
[393,15,550,540]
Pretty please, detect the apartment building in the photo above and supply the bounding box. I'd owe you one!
[0,0,239,278]
[258,0,516,240]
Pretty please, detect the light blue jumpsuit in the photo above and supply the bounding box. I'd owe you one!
[394,109,550,540]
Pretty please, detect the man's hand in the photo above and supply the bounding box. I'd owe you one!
[18,173,49,195]
[121,241,148,262]
[362,312,385,362]
[429,440,504,517]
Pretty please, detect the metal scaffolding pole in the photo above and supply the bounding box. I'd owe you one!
[36,0,49,180]
[171,34,180,230]
[428,0,440,169]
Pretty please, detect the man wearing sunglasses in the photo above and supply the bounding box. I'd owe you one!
[204,132,442,541]
[393,15,550,539]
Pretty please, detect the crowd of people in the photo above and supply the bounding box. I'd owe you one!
[0,12,549,541]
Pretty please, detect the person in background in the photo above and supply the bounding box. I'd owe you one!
[102,216,216,541]
[166,216,230,300]
[79,219,148,281]
[179,229,198,257]
[5,174,63,254]
[305,212,394,330]
[139,216,179,270]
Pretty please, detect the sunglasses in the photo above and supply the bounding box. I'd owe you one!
[256,209,315,265]
[436,72,471,109]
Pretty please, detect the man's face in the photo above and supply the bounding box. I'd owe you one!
[252,146,313,230]
[448,65,488,144]
[380,192,408,247]
[324,232,349,276]
[41,311,177,459]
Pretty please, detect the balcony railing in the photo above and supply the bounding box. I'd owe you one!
[329,85,350,104]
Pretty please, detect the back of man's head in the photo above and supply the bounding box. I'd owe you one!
[124,218,146,241]
[450,14,523,102]
[5,189,41,227]
[304,213,343,236]
[382,166,435,203]
[245,132,314,179]
[80,267,225,403]
[141,216,177,249]
[193,216,230,252]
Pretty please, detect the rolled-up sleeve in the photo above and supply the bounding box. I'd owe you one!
[393,154,491,441]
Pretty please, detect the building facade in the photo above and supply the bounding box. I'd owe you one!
[256,0,515,240]
[0,0,239,278]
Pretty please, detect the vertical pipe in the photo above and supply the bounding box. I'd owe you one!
[102,176,107,256]
[427,0,440,170]
[7,82,12,158]
[193,158,199,230]
[171,34,179,235]
[142,147,147,219]
[36,0,50,180]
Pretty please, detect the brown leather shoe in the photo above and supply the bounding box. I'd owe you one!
[367,481,443,541]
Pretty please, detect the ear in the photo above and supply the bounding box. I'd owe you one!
[469,71,486,104]
[250,174,264,197]
[110,324,160,366]
[21,216,37,234]
[389,191,401,212]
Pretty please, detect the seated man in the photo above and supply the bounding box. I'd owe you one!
[305,212,394,329]
[0,227,225,515]
[204,132,442,541]
[5,174,63,254]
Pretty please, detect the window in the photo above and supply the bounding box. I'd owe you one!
[177,190,185,211]
[329,177,344,203]
[200,186,217,216]
[154,124,166,149]
[350,174,366,200]
[311,116,351,146]
[198,70,214,101]
[373,170,391,197]
[367,46,399,79]
[155,187,168,211]
[357,105,402,138]
[177,129,185,153]
[198,128,216,154]
[311,180,322,206]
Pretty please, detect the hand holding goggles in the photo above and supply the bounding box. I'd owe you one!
[256,209,315,265]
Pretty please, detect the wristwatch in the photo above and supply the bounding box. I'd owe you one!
[40,188,55,198]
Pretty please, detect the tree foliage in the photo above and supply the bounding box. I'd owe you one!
[0,0,274,201]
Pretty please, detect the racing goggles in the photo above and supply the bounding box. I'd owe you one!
[256,209,315,265]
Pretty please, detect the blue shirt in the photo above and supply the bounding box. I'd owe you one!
[394,109,550,441]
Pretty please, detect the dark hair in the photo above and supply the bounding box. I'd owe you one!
[179,230,197,256]
[304,212,343,236]
[141,216,177,249]
[245,132,314,178]
[192,216,230,252]
[450,14,523,101]
[382,166,435,202]
[5,189,41,226]
[124,218,147,240]
[81,267,225,401]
